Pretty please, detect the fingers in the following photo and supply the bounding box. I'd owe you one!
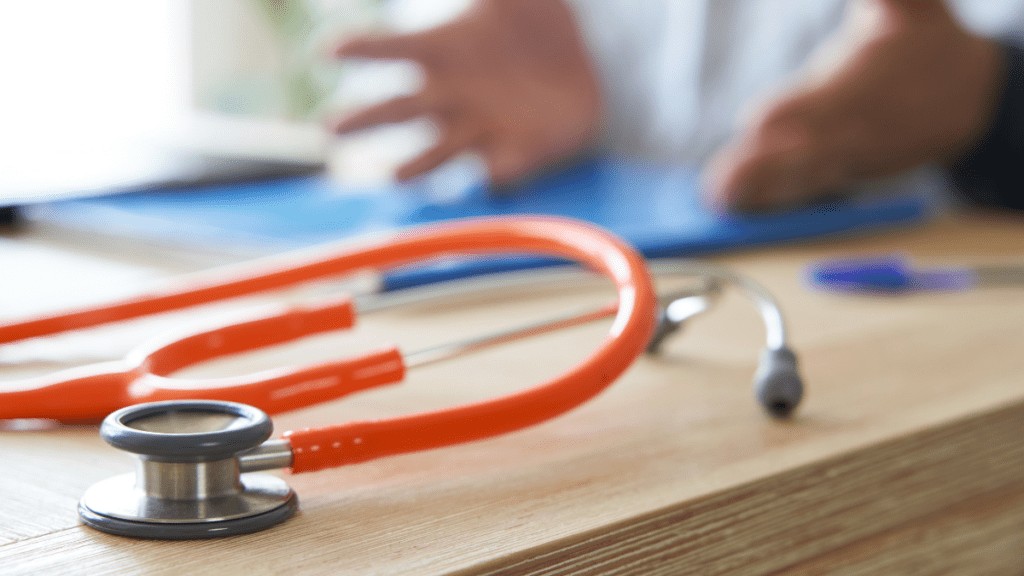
[481,144,536,188]
[333,29,443,63]
[395,135,538,186]
[705,89,850,212]
[705,128,814,212]
[395,123,480,181]
[330,95,430,134]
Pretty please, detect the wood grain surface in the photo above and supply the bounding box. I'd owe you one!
[1,213,1022,575]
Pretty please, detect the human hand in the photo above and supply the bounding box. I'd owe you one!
[331,0,602,186]
[704,0,1004,212]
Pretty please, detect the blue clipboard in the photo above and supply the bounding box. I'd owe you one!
[35,158,932,290]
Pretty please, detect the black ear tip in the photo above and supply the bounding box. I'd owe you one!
[756,372,804,418]
[754,347,804,418]
[765,398,797,419]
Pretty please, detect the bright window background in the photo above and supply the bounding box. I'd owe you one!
[0,0,471,199]
[0,1,188,198]
[0,1,187,146]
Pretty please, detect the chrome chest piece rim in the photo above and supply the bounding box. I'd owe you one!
[79,400,297,539]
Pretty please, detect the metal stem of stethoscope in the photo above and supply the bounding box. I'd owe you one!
[399,286,715,369]
[351,259,786,358]
[357,260,796,415]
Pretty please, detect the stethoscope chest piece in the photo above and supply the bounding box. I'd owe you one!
[79,400,297,539]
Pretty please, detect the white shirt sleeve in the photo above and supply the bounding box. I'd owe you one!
[564,0,846,164]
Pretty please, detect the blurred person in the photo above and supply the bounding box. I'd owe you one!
[331,0,1023,213]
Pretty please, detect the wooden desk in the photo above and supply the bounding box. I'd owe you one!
[1,215,1022,575]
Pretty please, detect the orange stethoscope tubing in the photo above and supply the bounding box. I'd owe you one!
[0,217,656,473]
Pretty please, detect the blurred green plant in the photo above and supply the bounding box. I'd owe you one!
[256,0,381,120]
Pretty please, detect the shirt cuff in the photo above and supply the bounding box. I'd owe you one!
[948,42,1024,211]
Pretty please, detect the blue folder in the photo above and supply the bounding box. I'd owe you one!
[36,158,932,290]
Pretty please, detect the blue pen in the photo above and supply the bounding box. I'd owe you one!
[807,255,1024,294]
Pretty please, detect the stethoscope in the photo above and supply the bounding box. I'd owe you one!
[0,216,803,539]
